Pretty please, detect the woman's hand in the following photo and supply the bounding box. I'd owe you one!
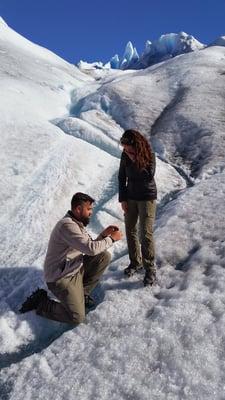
[121,201,128,213]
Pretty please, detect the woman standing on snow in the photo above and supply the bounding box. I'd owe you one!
[118,129,157,286]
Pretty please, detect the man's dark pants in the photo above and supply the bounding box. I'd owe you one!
[36,251,111,324]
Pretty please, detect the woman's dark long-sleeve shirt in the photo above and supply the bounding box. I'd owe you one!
[118,151,157,202]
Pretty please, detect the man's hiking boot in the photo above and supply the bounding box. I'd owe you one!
[124,264,142,277]
[143,270,156,287]
[84,294,96,310]
[19,288,48,313]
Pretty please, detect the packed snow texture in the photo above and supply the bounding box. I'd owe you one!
[1,17,225,400]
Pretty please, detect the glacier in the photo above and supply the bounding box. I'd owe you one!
[1,16,225,400]
[79,31,205,71]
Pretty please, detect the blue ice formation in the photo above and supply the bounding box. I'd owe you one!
[119,41,139,69]
[112,32,205,70]
[77,32,209,71]
[137,32,204,69]
[110,54,120,69]
[208,36,225,47]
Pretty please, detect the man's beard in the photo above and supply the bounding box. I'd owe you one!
[80,216,90,226]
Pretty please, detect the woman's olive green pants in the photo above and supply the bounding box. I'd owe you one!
[124,199,156,272]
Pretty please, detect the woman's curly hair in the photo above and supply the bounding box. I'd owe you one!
[120,129,153,170]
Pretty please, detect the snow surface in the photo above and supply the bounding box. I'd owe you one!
[1,19,225,400]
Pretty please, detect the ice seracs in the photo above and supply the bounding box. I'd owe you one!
[208,35,225,47]
[137,32,205,68]
[109,54,120,69]
[78,32,205,71]
[121,32,205,69]
[120,41,139,69]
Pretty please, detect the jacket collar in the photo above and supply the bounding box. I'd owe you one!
[65,210,84,228]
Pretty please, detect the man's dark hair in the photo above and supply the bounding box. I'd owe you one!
[71,192,95,209]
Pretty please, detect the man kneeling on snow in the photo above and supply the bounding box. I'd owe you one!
[20,192,123,324]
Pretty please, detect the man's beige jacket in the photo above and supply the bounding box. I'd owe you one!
[44,211,113,282]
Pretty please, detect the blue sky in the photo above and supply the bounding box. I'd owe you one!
[0,0,225,64]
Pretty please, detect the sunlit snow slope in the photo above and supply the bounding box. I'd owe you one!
[1,18,225,400]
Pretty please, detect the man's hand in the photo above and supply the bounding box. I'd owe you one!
[121,201,128,213]
[110,229,123,242]
[101,225,119,238]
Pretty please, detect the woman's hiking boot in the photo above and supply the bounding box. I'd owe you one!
[124,264,142,277]
[19,288,48,313]
[143,270,156,286]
